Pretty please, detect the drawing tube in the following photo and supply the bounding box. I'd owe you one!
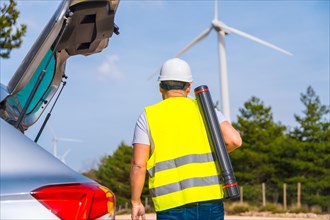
[195,85,239,199]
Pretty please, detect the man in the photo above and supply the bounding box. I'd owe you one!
[130,58,242,220]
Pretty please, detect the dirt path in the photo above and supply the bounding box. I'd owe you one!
[116,213,329,220]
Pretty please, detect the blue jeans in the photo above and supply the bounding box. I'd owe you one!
[156,200,224,220]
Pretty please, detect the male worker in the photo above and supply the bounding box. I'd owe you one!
[130,58,242,220]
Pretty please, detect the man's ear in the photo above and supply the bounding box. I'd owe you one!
[159,84,165,93]
[186,83,191,94]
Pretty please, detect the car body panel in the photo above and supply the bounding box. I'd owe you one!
[0,120,91,194]
[1,194,57,219]
[0,119,93,219]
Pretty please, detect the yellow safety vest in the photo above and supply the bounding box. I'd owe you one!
[145,97,224,211]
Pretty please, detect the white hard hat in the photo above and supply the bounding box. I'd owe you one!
[158,58,193,83]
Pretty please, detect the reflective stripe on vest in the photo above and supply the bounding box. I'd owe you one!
[149,175,221,197]
[145,97,224,211]
[147,152,214,177]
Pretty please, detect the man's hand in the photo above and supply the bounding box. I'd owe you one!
[131,202,146,220]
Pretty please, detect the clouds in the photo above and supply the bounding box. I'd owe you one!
[97,54,124,82]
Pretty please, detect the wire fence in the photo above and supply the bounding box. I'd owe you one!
[116,182,328,214]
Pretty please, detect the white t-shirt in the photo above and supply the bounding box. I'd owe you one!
[132,107,226,151]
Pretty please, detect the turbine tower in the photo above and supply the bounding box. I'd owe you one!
[175,0,292,121]
[48,123,82,163]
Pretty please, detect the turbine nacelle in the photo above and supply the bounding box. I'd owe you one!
[212,19,231,35]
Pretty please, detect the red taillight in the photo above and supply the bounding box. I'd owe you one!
[31,183,115,220]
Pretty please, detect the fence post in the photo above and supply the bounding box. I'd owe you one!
[297,182,301,208]
[240,186,243,204]
[283,183,287,210]
[145,197,149,209]
[262,183,266,207]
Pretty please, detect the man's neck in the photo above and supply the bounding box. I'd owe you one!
[163,90,187,99]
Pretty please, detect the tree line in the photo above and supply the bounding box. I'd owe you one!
[83,86,329,213]
[230,86,329,212]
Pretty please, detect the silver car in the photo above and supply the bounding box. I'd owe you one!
[0,0,120,219]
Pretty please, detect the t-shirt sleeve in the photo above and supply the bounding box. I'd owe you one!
[132,111,150,145]
[215,108,227,124]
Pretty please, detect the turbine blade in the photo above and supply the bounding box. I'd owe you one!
[147,68,160,81]
[224,25,293,56]
[61,149,71,159]
[148,26,213,81]
[47,123,57,139]
[214,0,218,21]
[175,26,213,57]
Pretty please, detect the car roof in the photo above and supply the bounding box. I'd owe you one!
[0,0,119,131]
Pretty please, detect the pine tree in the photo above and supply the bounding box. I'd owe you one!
[0,0,27,58]
[289,86,330,211]
[231,96,286,203]
[231,96,286,180]
[290,86,329,142]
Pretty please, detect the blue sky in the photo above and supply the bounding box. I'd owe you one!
[1,0,329,172]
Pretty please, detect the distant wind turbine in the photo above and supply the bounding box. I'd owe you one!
[174,0,292,121]
[48,123,82,163]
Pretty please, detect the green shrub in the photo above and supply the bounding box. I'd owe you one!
[289,207,310,214]
[225,202,250,214]
[259,203,282,213]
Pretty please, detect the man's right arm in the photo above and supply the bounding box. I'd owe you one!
[130,111,151,220]
[130,143,150,220]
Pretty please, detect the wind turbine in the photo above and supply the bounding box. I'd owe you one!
[174,0,292,121]
[48,123,82,162]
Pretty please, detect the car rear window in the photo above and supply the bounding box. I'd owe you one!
[10,48,56,115]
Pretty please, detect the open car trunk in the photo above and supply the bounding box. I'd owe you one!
[0,0,119,131]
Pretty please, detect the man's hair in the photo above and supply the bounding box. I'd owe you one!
[160,80,189,91]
